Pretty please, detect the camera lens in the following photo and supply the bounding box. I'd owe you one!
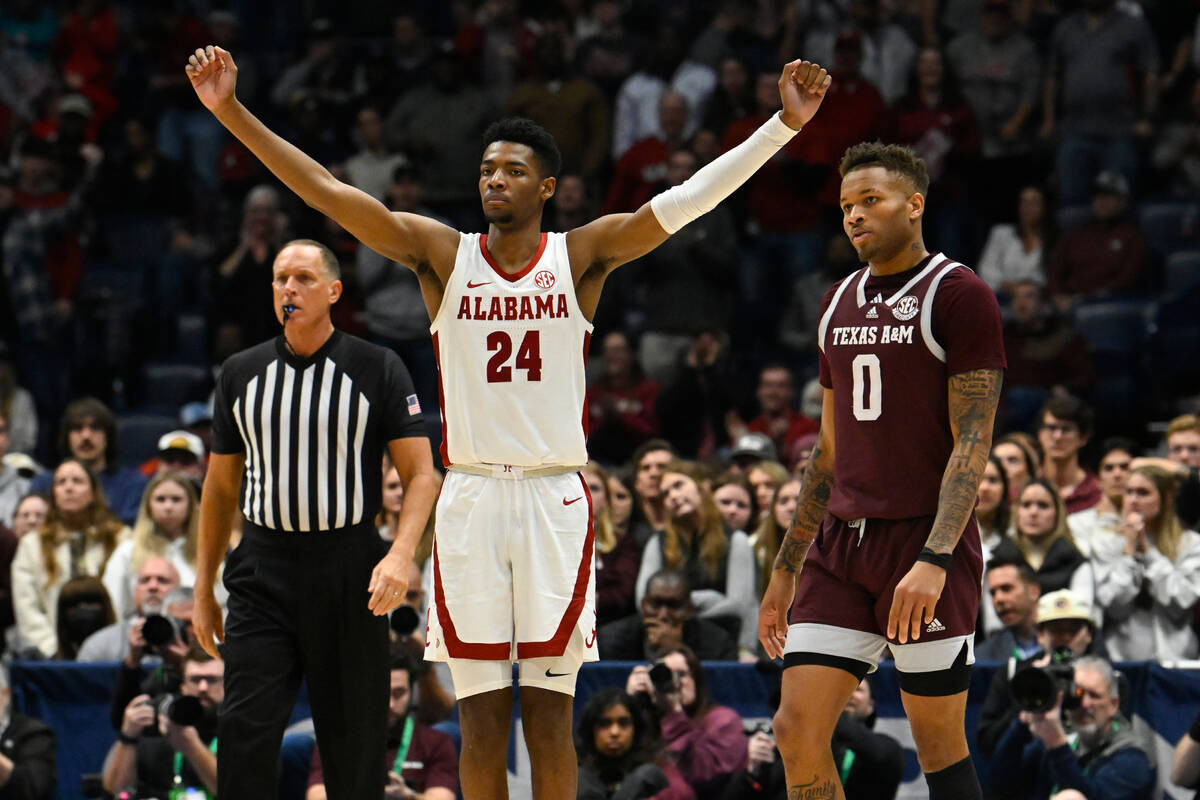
[1010,666,1058,713]
[167,695,205,727]
[648,662,675,693]
[390,605,419,636]
[143,614,175,647]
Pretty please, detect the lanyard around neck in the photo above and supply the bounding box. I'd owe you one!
[391,717,415,776]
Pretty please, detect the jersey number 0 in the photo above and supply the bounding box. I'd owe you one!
[851,353,882,421]
[486,330,543,383]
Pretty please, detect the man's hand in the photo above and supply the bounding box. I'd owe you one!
[192,587,224,659]
[758,570,797,659]
[385,772,413,799]
[886,562,947,643]
[778,60,831,131]
[121,695,155,740]
[644,617,684,653]
[126,618,148,668]
[368,548,412,616]
[747,731,777,773]
[1019,692,1069,749]
[164,718,201,753]
[185,45,239,114]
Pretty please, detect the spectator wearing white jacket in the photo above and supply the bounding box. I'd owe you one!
[1093,465,1200,661]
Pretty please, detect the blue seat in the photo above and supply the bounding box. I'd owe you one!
[176,314,208,365]
[1072,300,1156,356]
[140,363,209,409]
[116,413,178,465]
[1139,202,1198,255]
[1164,250,1200,298]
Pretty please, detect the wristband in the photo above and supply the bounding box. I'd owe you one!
[916,547,952,571]
[118,731,139,746]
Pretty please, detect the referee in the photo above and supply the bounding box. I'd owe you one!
[193,239,437,800]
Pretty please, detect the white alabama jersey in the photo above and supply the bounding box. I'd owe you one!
[430,232,592,468]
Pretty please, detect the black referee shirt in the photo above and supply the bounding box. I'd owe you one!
[211,331,425,532]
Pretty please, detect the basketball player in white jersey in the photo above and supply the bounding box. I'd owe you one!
[186,44,829,800]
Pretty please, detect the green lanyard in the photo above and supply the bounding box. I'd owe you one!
[172,737,217,797]
[391,717,415,776]
[839,749,856,784]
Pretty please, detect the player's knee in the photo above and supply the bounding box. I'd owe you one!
[772,705,830,751]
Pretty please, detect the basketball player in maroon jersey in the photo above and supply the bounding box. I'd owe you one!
[759,142,1005,800]
[187,45,829,800]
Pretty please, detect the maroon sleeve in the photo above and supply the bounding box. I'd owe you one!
[306,745,326,789]
[413,726,459,793]
[931,267,1006,376]
[816,282,841,389]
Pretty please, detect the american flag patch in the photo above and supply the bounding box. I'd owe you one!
[406,394,422,415]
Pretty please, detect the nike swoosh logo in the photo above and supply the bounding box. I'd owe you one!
[563,496,583,506]
[545,668,571,678]
[467,280,491,288]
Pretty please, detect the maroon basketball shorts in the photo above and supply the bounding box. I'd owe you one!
[786,513,983,688]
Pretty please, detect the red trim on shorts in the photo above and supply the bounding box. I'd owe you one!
[479,233,548,283]
[517,472,595,659]
[432,332,450,468]
[580,331,592,440]
[432,535,511,660]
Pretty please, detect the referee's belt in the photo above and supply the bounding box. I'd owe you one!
[447,463,584,480]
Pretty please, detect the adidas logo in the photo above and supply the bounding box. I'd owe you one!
[865,307,878,319]
[926,618,946,633]
[871,293,883,303]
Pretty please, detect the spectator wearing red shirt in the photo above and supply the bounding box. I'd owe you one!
[1046,171,1147,311]
[306,647,457,800]
[885,46,981,260]
[603,91,690,214]
[1037,395,1102,515]
[730,364,817,469]
[587,331,660,466]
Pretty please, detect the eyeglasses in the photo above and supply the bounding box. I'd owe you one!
[184,675,223,687]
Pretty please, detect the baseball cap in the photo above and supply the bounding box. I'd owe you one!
[179,401,213,428]
[731,432,778,463]
[157,430,205,463]
[57,93,93,118]
[1036,589,1092,625]
[3,452,44,477]
[1092,170,1129,198]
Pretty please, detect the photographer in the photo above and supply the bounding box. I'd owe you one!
[306,646,456,800]
[625,645,746,794]
[977,588,1110,759]
[101,648,223,798]
[77,557,181,663]
[986,656,1154,800]
[721,677,902,800]
[103,586,195,732]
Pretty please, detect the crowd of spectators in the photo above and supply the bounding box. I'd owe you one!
[2,0,1200,798]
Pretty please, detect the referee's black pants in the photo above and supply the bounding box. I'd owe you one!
[217,522,389,800]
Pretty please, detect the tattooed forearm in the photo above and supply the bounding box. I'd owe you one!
[926,368,1003,554]
[774,436,834,573]
[788,777,838,799]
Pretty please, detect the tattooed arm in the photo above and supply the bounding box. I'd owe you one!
[760,389,836,658]
[927,367,1004,553]
[886,367,1004,643]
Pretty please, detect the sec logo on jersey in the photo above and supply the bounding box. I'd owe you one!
[534,269,556,289]
[892,295,919,321]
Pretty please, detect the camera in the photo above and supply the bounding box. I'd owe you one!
[648,661,676,696]
[146,693,205,728]
[1010,647,1083,713]
[390,605,419,637]
[142,613,182,648]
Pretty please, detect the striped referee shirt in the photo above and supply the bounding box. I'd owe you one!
[211,331,425,532]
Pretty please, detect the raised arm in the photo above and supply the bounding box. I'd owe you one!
[569,60,830,316]
[888,368,1003,643]
[185,46,457,274]
[759,388,836,659]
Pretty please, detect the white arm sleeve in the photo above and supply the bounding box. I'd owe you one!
[650,112,799,234]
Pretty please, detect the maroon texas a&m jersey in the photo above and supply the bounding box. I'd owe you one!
[817,253,1005,520]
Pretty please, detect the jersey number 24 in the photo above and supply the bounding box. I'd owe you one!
[487,330,542,383]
